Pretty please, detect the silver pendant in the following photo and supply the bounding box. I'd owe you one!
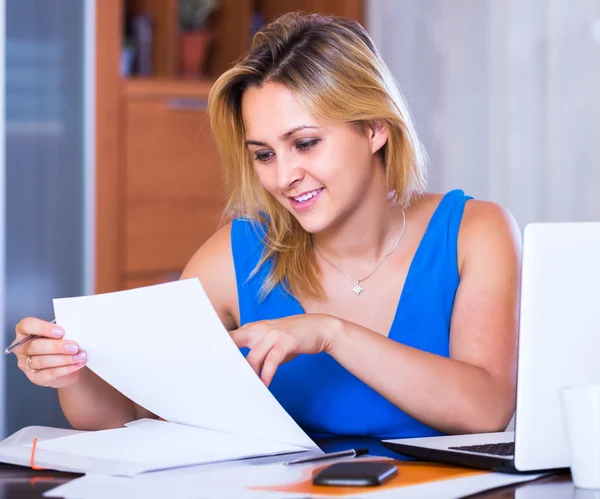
[352,281,364,295]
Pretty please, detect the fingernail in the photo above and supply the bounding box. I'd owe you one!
[75,361,86,367]
[51,327,65,337]
[73,351,86,361]
[64,344,79,354]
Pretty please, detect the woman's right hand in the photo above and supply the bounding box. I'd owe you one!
[12,317,87,389]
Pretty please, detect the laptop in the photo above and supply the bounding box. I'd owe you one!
[382,222,600,473]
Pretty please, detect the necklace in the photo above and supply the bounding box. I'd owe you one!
[314,210,406,295]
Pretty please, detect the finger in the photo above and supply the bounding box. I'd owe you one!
[24,352,87,372]
[28,362,87,388]
[15,317,64,340]
[261,344,288,387]
[22,338,80,356]
[228,328,247,348]
[230,324,264,349]
[246,333,278,375]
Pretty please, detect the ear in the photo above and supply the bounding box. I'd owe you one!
[368,120,388,155]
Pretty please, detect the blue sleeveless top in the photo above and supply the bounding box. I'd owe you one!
[231,190,472,456]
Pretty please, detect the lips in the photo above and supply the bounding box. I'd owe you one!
[287,187,324,212]
[290,188,323,203]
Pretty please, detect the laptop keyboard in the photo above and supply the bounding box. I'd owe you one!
[448,442,515,456]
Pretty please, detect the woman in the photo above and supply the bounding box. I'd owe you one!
[11,13,520,456]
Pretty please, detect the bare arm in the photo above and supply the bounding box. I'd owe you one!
[327,201,521,434]
[58,370,154,430]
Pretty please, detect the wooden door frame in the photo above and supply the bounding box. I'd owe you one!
[95,0,122,293]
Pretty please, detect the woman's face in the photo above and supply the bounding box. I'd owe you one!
[241,82,388,234]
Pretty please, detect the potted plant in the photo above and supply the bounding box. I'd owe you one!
[179,0,219,78]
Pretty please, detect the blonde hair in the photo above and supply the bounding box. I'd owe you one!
[208,12,427,299]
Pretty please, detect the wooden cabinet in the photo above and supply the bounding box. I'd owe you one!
[123,80,226,280]
[95,0,363,294]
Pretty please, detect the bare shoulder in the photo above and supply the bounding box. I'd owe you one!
[181,222,233,273]
[180,223,239,330]
[458,199,522,273]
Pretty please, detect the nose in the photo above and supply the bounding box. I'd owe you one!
[276,153,304,190]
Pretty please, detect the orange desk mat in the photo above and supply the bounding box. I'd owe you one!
[253,460,487,496]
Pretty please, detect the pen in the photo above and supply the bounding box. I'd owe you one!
[284,448,369,466]
[4,319,56,355]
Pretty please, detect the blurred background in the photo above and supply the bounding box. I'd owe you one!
[0,0,598,437]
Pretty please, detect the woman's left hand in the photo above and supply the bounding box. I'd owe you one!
[229,314,341,386]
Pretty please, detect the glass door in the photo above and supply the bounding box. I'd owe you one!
[1,0,94,437]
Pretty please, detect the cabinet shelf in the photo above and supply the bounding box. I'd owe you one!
[124,78,214,98]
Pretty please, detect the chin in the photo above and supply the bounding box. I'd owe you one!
[291,212,333,235]
[274,195,335,235]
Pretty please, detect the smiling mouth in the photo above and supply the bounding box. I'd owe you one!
[291,188,323,203]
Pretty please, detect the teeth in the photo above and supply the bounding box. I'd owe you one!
[294,189,321,202]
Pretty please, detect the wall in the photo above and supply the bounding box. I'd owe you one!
[367,0,600,227]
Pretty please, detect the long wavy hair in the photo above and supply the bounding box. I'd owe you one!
[208,12,427,299]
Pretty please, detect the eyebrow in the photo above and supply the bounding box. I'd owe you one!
[245,125,321,147]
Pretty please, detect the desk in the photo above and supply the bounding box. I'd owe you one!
[0,464,573,498]
[0,464,79,498]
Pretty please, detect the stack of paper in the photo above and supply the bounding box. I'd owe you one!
[0,279,320,475]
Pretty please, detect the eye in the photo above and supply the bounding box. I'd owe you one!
[254,150,274,163]
[296,139,320,151]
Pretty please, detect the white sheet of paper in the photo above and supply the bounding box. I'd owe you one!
[44,460,549,499]
[35,419,307,474]
[53,279,317,451]
[45,474,278,499]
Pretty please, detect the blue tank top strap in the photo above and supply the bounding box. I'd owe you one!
[231,218,265,279]
[393,189,473,339]
[231,218,294,324]
[445,189,473,236]
[410,189,473,274]
[231,218,265,324]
